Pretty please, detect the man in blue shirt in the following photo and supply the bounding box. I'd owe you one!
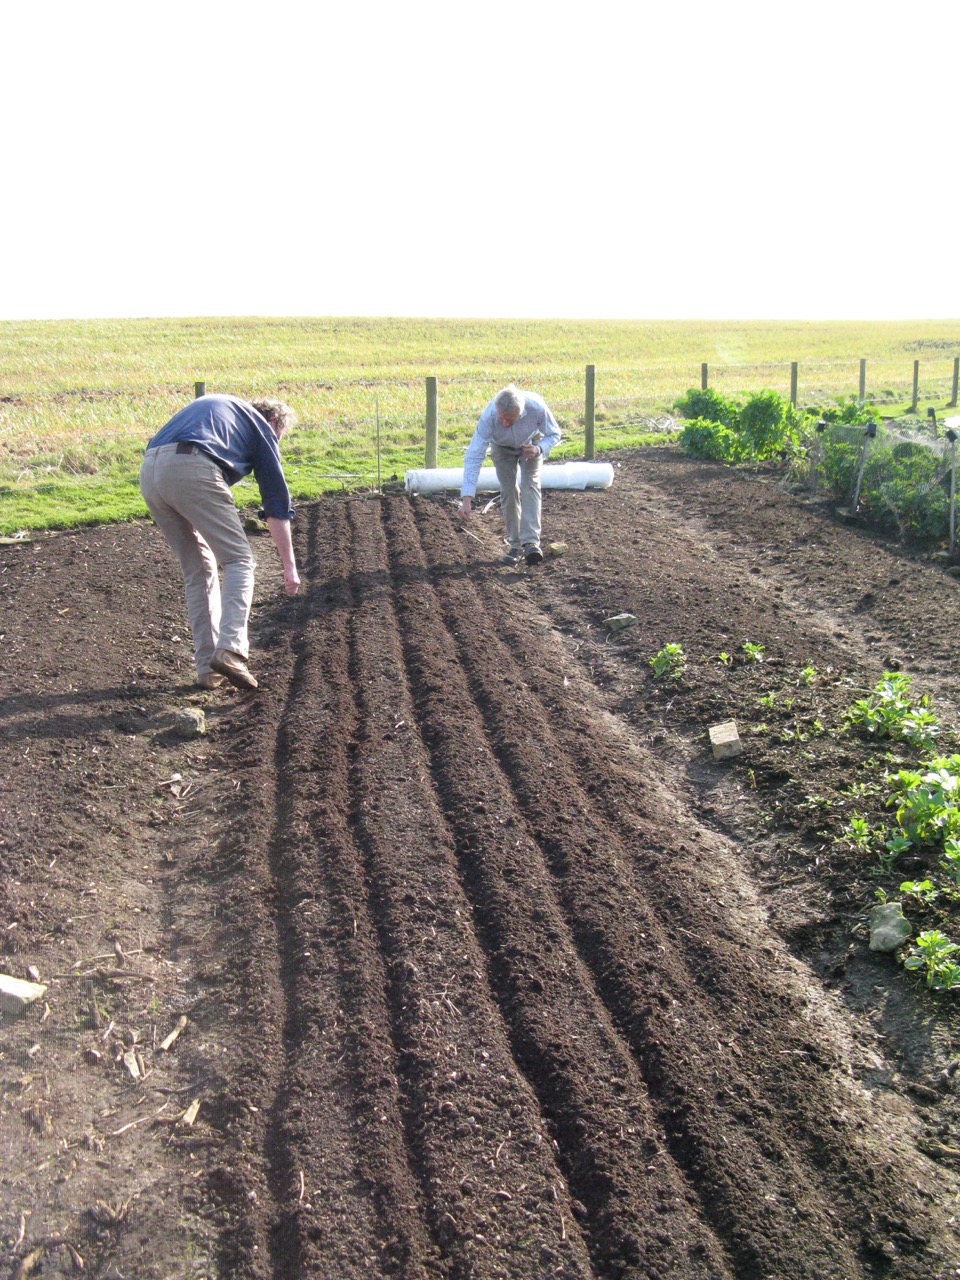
[139,394,300,691]
[458,385,562,566]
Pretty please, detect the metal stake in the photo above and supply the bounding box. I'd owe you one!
[851,422,877,514]
[947,428,958,557]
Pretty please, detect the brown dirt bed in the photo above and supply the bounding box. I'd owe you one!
[2,446,960,1279]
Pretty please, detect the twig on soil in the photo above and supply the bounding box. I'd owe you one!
[56,968,155,981]
[160,1015,188,1051]
[109,1114,154,1137]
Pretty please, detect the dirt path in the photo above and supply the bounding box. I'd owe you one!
[2,449,960,1279]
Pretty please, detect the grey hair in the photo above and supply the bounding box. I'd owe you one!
[494,385,525,417]
[252,398,297,438]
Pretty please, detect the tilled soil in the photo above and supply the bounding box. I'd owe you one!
[3,446,960,1279]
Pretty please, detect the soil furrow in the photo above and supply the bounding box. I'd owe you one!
[260,500,437,1277]
[407,496,927,1278]
[343,498,597,1279]
[383,497,735,1279]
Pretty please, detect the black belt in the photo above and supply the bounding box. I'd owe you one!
[175,442,204,455]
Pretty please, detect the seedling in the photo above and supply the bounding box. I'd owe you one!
[843,812,875,853]
[886,757,960,846]
[649,643,686,680]
[741,641,765,663]
[899,878,938,904]
[757,691,776,709]
[718,651,732,666]
[797,665,817,686]
[903,930,960,991]
[845,672,939,749]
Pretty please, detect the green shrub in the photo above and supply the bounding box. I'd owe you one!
[678,418,743,462]
[674,387,736,425]
[738,391,807,460]
[678,390,805,463]
[819,398,880,426]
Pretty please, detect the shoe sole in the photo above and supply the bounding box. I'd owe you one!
[211,655,259,690]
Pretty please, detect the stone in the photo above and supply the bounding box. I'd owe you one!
[546,542,568,557]
[174,707,206,739]
[708,720,742,760]
[0,974,48,1016]
[603,613,637,631]
[869,902,912,952]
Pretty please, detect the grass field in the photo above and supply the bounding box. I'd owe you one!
[1,316,959,533]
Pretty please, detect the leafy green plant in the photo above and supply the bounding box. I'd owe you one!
[886,756,960,846]
[649,643,686,681]
[844,672,939,748]
[843,812,877,853]
[737,391,802,460]
[797,665,817,686]
[718,651,732,666]
[903,930,960,991]
[899,878,938,904]
[940,838,960,887]
[678,417,743,462]
[674,387,736,424]
[741,641,765,663]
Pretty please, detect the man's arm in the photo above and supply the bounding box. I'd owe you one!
[458,411,495,519]
[266,517,300,595]
[538,401,562,460]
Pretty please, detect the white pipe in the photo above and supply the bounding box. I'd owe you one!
[405,461,615,494]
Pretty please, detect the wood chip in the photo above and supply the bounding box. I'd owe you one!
[179,1098,200,1126]
[160,1015,188,1051]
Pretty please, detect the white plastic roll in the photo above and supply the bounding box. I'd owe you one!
[404,461,614,494]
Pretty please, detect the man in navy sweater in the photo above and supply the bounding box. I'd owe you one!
[139,394,300,690]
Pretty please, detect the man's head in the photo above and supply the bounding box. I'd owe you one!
[494,384,525,428]
[253,399,297,440]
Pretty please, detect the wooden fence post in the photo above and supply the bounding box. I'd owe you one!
[859,359,866,405]
[425,376,438,469]
[951,357,959,408]
[194,381,206,398]
[584,364,596,461]
[701,363,708,391]
[790,362,798,407]
[912,360,919,413]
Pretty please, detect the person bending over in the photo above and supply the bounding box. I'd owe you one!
[139,393,300,690]
[458,384,561,566]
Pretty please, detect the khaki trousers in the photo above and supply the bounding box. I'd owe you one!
[139,444,255,675]
[490,443,543,554]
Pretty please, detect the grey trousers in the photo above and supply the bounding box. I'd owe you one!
[490,443,543,554]
[139,444,255,675]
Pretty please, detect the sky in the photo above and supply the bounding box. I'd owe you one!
[2,0,957,322]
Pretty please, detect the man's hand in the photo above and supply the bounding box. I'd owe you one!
[459,496,473,521]
[267,516,301,596]
[521,443,541,460]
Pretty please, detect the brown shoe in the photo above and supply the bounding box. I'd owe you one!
[197,671,224,690]
[211,649,259,690]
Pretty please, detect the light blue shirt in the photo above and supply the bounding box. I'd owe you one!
[461,391,562,498]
